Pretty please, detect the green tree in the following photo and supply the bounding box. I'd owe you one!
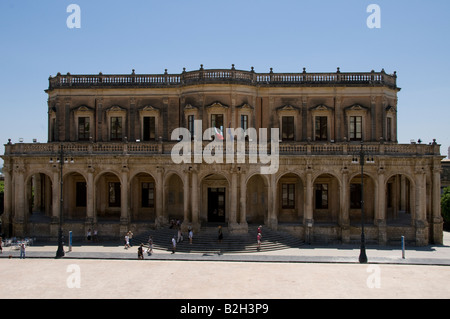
[442,187,450,229]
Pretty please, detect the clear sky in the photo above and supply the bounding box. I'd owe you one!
[0,0,449,165]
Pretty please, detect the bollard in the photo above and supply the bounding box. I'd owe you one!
[69,231,73,252]
[401,235,405,259]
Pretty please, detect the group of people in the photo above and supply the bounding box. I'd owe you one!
[86,228,98,242]
[171,223,194,254]
[257,225,263,251]
[132,222,264,259]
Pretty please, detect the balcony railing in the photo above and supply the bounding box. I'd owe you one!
[47,67,398,91]
[3,141,440,158]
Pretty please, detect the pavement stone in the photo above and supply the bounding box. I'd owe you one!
[1,231,450,266]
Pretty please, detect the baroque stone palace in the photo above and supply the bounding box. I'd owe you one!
[1,66,444,245]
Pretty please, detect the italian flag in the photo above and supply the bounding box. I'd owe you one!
[214,127,224,140]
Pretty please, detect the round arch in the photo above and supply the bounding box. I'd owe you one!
[276,171,304,223]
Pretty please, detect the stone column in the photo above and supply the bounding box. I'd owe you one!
[431,166,443,244]
[229,169,238,225]
[2,167,12,237]
[181,169,190,232]
[376,168,387,245]
[239,171,247,224]
[51,169,60,238]
[191,168,200,231]
[415,168,428,246]
[304,169,314,243]
[268,174,278,230]
[120,167,129,236]
[340,168,350,244]
[155,167,165,227]
[86,167,95,224]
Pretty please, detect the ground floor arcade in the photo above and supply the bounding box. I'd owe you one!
[1,156,443,246]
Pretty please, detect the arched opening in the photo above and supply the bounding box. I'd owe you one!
[63,172,87,221]
[130,172,156,222]
[313,173,340,224]
[164,173,184,222]
[246,174,268,224]
[25,172,53,223]
[349,174,375,225]
[277,173,304,223]
[201,173,229,223]
[386,174,414,225]
[95,172,121,221]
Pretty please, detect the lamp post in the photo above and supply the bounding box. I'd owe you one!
[50,144,74,258]
[352,142,374,264]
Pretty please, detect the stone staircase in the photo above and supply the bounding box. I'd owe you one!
[130,224,304,254]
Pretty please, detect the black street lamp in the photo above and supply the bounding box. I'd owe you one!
[352,142,374,264]
[50,144,74,258]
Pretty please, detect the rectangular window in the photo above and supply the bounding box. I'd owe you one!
[350,183,362,209]
[211,114,224,130]
[143,116,156,141]
[315,116,328,141]
[78,117,90,141]
[282,183,295,209]
[315,184,328,209]
[110,117,122,141]
[108,182,121,207]
[76,182,87,207]
[282,116,295,141]
[387,117,392,141]
[51,118,56,142]
[141,182,155,208]
[350,116,362,141]
[241,115,248,131]
[188,115,195,138]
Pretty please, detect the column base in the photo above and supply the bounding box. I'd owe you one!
[228,222,248,234]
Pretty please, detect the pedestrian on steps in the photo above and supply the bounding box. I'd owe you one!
[171,236,177,254]
[138,243,144,260]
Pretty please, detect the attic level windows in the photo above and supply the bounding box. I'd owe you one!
[143,116,156,141]
[349,116,362,141]
[282,116,295,141]
[110,117,123,141]
[315,116,328,141]
[78,117,90,141]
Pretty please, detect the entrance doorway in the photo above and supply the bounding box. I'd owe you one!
[208,187,226,222]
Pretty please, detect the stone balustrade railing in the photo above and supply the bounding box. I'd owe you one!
[47,66,398,90]
[3,141,440,157]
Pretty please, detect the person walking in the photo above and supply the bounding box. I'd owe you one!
[257,232,262,251]
[124,234,130,249]
[171,236,177,254]
[218,225,223,243]
[86,229,92,241]
[148,237,154,255]
[138,243,144,260]
[177,227,184,243]
[127,231,134,247]
[19,242,26,259]
[188,227,193,244]
[0,237,3,254]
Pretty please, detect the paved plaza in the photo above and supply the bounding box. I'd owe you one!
[0,232,449,299]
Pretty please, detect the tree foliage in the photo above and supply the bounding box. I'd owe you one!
[442,187,450,227]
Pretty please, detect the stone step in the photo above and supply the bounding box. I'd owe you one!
[130,225,304,254]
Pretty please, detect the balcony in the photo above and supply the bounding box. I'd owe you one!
[47,66,399,91]
[3,141,440,158]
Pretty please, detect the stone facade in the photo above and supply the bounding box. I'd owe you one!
[1,66,444,245]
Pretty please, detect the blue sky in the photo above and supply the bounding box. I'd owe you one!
[0,0,449,163]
